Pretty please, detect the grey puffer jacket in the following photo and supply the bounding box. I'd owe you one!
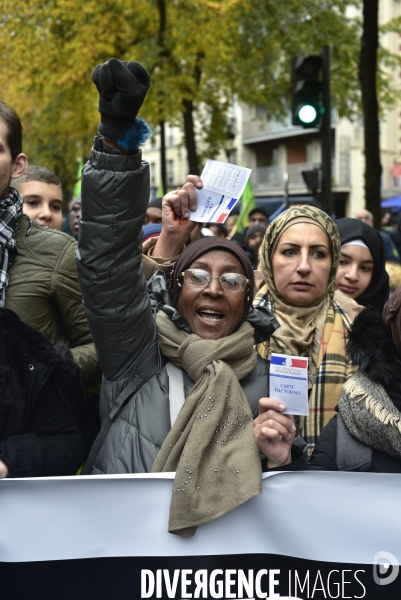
[77,138,275,474]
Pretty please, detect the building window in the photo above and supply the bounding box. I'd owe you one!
[256,105,266,117]
[286,140,307,164]
[150,163,156,187]
[167,160,174,186]
[226,148,237,165]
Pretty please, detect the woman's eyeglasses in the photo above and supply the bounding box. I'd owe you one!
[180,269,248,293]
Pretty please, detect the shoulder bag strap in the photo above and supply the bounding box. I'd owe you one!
[165,361,185,426]
[82,340,161,475]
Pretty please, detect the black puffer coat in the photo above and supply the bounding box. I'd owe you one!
[0,309,86,477]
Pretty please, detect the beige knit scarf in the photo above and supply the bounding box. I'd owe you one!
[152,310,262,537]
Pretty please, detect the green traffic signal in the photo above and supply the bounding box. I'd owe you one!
[298,105,317,124]
[291,55,322,128]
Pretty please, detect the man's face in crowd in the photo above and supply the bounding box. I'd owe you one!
[145,206,162,224]
[249,211,268,227]
[356,209,373,227]
[20,181,63,230]
[0,120,27,200]
[69,200,81,239]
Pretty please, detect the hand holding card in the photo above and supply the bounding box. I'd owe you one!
[253,397,296,467]
[189,160,252,223]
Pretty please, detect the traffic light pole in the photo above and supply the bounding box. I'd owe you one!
[321,45,332,216]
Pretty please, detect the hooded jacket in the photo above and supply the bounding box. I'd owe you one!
[77,138,277,474]
[0,309,85,477]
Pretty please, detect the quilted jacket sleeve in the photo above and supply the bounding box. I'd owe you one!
[76,137,153,382]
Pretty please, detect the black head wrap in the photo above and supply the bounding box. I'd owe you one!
[336,218,389,308]
[245,225,267,245]
[148,196,163,210]
[170,237,255,320]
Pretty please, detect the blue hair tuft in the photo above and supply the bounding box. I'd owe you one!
[116,118,152,151]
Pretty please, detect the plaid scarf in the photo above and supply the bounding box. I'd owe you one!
[256,293,355,454]
[306,299,356,454]
[0,187,23,308]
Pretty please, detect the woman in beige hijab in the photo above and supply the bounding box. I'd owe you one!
[255,206,360,454]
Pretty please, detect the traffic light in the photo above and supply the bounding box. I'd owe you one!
[291,55,322,128]
[301,168,320,193]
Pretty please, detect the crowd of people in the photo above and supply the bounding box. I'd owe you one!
[1,57,401,536]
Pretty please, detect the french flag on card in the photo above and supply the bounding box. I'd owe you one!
[216,198,237,223]
[216,212,229,223]
[270,355,308,369]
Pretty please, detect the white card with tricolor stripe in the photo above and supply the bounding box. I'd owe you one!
[189,159,252,223]
[269,353,309,416]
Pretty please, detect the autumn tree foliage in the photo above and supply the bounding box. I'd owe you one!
[0,0,398,194]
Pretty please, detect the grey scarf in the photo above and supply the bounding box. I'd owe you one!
[339,371,401,459]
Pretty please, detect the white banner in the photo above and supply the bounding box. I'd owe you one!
[0,470,400,565]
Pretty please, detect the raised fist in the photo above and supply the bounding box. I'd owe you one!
[92,58,151,141]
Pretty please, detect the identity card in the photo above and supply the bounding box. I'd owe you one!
[189,160,252,223]
[269,353,309,416]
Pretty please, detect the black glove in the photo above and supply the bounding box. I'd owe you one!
[92,58,151,141]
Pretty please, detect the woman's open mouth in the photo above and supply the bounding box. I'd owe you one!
[197,309,224,323]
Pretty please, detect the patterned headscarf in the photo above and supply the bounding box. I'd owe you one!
[260,205,340,303]
[258,206,341,378]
